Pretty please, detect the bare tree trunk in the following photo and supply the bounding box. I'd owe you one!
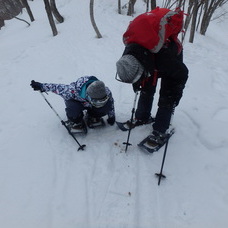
[20,0,34,21]
[43,0,58,36]
[127,0,136,16]
[118,0,121,14]
[50,0,64,23]
[176,0,182,8]
[162,0,169,8]
[163,0,183,9]
[177,0,186,8]
[163,0,175,8]
[145,0,149,12]
[200,0,210,35]
[189,0,201,43]
[200,0,228,35]
[90,0,102,38]
[180,0,187,42]
[196,3,204,31]
[182,0,193,42]
[145,0,156,11]
[151,0,156,10]
[0,19,4,29]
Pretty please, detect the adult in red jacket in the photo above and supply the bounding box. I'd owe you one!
[116,7,188,148]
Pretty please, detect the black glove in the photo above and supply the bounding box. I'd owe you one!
[132,81,141,93]
[30,80,44,92]
[107,116,115,126]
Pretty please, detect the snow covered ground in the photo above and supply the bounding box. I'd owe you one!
[0,0,228,228]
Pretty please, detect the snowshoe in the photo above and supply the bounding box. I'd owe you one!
[138,128,175,153]
[65,120,87,134]
[116,116,154,131]
[86,116,105,129]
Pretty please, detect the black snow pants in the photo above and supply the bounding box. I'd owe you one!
[135,46,189,133]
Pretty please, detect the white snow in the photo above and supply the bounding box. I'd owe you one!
[0,0,228,228]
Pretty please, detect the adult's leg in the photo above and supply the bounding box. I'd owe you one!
[153,49,188,133]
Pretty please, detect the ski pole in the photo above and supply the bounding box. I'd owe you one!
[155,136,170,185]
[155,107,175,185]
[40,92,86,151]
[123,91,139,152]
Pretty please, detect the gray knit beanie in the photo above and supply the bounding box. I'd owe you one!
[116,55,144,83]
[87,81,107,99]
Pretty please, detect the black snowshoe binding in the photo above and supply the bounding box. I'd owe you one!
[86,116,105,129]
[116,116,154,131]
[65,120,87,134]
[138,128,175,153]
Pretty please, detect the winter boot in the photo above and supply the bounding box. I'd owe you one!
[86,116,105,128]
[126,116,154,129]
[146,130,169,148]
